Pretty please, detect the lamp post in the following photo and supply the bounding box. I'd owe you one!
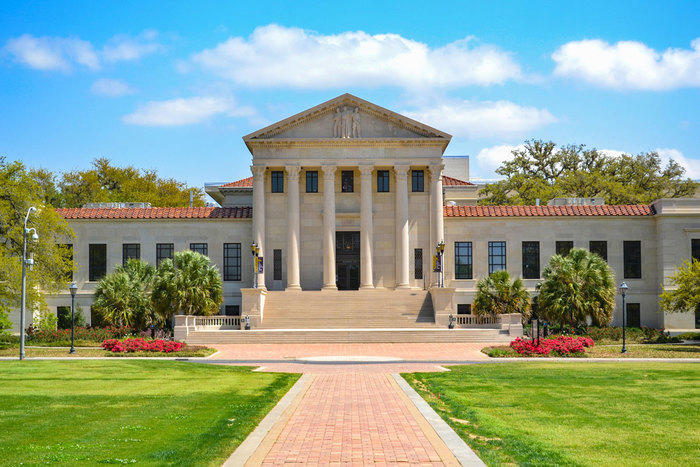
[619,282,628,354]
[250,242,259,288]
[19,207,38,361]
[436,241,445,288]
[69,282,77,354]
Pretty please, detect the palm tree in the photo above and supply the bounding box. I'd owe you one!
[93,259,155,329]
[473,270,531,317]
[536,248,615,327]
[151,250,223,322]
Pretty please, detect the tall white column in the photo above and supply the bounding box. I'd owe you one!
[285,165,301,290]
[359,164,374,289]
[251,165,266,289]
[321,165,337,290]
[395,165,410,289]
[429,163,445,286]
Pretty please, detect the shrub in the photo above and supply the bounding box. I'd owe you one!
[675,332,700,341]
[26,325,133,343]
[473,270,530,317]
[510,336,594,356]
[57,307,86,329]
[32,309,58,332]
[583,326,679,343]
[102,338,183,353]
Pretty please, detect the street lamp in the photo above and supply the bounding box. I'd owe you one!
[435,241,446,288]
[69,282,78,354]
[619,282,629,354]
[250,242,260,288]
[20,206,38,361]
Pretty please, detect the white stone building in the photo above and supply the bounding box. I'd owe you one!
[12,94,700,339]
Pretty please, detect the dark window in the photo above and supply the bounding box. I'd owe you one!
[57,306,71,329]
[692,239,700,262]
[488,241,507,274]
[90,306,105,327]
[189,243,208,256]
[414,249,423,280]
[271,171,284,193]
[223,243,241,281]
[522,241,540,279]
[306,171,318,193]
[88,244,106,281]
[225,305,241,316]
[412,170,424,192]
[341,170,354,192]
[59,243,73,281]
[156,243,174,267]
[696,306,700,329]
[273,249,282,281]
[623,241,642,279]
[377,170,390,192]
[122,243,140,265]
[457,304,472,315]
[589,241,608,261]
[556,241,574,257]
[455,242,473,279]
[626,303,641,328]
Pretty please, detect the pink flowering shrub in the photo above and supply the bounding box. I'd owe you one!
[510,336,594,356]
[102,338,184,353]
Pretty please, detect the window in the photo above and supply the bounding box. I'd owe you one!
[189,243,208,256]
[623,240,642,279]
[412,170,424,192]
[156,243,174,267]
[306,171,318,193]
[522,241,540,279]
[57,306,71,329]
[555,241,574,257]
[88,244,106,281]
[90,306,104,327]
[377,170,390,192]
[271,171,284,193]
[223,243,241,281]
[341,170,354,192]
[488,241,507,274]
[626,303,641,328]
[696,306,700,329]
[589,241,608,261]
[457,304,471,315]
[122,243,140,265]
[59,243,73,281]
[692,239,700,262]
[455,242,473,279]
[273,249,282,281]
[225,305,241,316]
[414,249,423,280]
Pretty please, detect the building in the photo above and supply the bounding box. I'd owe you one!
[11,94,700,338]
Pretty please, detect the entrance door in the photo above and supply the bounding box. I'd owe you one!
[336,231,360,290]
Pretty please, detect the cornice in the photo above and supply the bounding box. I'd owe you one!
[246,137,449,149]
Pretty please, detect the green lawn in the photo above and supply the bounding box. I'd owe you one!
[0,345,216,358]
[405,362,699,466]
[482,343,700,359]
[0,361,299,465]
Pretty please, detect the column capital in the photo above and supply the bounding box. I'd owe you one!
[251,165,267,178]
[428,162,445,177]
[321,165,336,180]
[358,164,374,176]
[394,164,410,179]
[285,164,301,181]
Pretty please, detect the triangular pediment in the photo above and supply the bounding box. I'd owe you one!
[243,93,451,142]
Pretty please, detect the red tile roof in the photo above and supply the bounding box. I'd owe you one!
[56,206,252,219]
[442,175,474,186]
[220,174,472,188]
[444,204,654,217]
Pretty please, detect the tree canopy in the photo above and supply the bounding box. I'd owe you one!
[479,140,695,206]
[473,270,530,317]
[659,260,700,315]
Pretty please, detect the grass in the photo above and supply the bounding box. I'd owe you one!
[0,345,217,358]
[404,362,700,466]
[482,343,700,358]
[0,360,299,465]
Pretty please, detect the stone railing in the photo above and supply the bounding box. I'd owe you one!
[193,315,241,330]
[455,314,501,327]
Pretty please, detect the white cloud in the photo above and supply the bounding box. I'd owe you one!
[123,96,255,126]
[102,30,163,62]
[90,78,136,97]
[403,99,556,138]
[655,148,700,179]
[552,38,700,90]
[189,24,523,89]
[472,143,525,178]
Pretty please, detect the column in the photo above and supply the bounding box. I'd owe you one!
[321,165,337,290]
[429,163,445,286]
[285,165,301,290]
[251,165,266,289]
[395,165,410,289]
[359,164,374,289]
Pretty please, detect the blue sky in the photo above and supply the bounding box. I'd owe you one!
[1,0,698,193]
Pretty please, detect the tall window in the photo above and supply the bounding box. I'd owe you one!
[122,243,140,265]
[555,241,574,256]
[414,249,423,280]
[156,243,174,267]
[626,303,641,328]
[306,171,318,193]
[488,241,507,274]
[59,243,73,281]
[90,306,104,327]
[57,306,71,329]
[412,170,424,192]
[189,243,208,256]
[223,243,241,281]
[88,243,106,281]
[522,241,540,279]
[341,170,354,192]
[271,171,284,193]
[455,241,473,279]
[225,305,241,316]
[589,241,608,261]
[692,239,700,262]
[273,249,282,281]
[377,170,390,192]
[623,240,642,279]
[457,304,471,315]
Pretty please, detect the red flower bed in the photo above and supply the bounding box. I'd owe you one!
[102,338,184,353]
[510,336,594,356]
